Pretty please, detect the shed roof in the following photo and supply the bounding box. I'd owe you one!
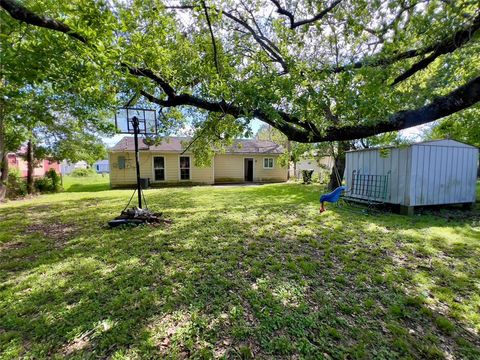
[110,136,285,154]
[346,138,478,153]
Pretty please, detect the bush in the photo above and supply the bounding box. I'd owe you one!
[34,169,62,193]
[71,168,95,177]
[6,169,27,199]
[301,169,314,184]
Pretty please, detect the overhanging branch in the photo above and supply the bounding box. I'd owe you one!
[270,0,343,29]
[140,76,480,143]
[0,0,87,43]
[330,13,480,75]
[166,4,288,72]
[2,0,479,144]
[392,13,480,85]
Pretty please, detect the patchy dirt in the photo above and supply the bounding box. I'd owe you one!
[0,241,29,251]
[60,329,94,357]
[417,207,480,222]
[25,222,80,244]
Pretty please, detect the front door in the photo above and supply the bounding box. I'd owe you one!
[244,158,253,182]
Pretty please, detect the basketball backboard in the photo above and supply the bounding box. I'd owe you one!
[115,108,157,135]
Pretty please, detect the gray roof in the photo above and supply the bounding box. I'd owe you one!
[346,138,478,153]
[110,136,285,154]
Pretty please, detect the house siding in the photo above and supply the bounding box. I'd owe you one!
[109,152,287,187]
[213,154,287,183]
[109,152,215,187]
[213,155,244,183]
[253,155,287,182]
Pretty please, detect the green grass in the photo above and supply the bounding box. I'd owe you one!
[62,174,110,192]
[0,183,479,359]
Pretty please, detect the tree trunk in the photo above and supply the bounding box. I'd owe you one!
[286,140,291,180]
[328,141,350,190]
[0,112,6,201]
[0,153,7,201]
[26,138,34,194]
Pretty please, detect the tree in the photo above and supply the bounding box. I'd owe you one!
[1,0,479,155]
[423,105,480,148]
[0,0,117,199]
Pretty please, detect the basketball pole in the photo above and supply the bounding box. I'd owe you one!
[132,116,143,209]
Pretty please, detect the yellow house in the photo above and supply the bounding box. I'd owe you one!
[109,137,287,188]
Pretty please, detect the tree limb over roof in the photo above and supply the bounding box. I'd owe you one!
[2,0,479,144]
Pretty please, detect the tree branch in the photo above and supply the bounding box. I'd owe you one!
[166,4,288,72]
[139,71,480,143]
[392,13,480,85]
[201,0,220,75]
[3,0,479,145]
[330,12,480,74]
[0,0,87,43]
[317,75,480,142]
[271,0,343,29]
[124,64,176,97]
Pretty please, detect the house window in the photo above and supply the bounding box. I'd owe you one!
[153,156,165,181]
[263,158,274,169]
[118,156,126,169]
[179,156,190,180]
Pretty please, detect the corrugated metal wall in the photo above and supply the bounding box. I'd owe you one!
[345,147,410,204]
[409,144,477,206]
[345,140,478,206]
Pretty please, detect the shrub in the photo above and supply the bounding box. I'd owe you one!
[71,168,95,177]
[34,169,62,193]
[301,169,314,184]
[6,169,27,199]
[34,177,51,192]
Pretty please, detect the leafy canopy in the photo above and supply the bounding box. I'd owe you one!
[1,0,479,155]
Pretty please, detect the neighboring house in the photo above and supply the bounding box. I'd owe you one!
[7,148,60,177]
[290,155,334,179]
[93,160,109,174]
[61,160,89,175]
[109,136,287,188]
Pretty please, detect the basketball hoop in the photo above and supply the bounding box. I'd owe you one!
[115,108,157,135]
[113,107,158,211]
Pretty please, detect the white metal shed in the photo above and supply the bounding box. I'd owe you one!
[345,139,478,214]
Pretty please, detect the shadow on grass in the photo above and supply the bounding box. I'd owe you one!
[0,184,479,358]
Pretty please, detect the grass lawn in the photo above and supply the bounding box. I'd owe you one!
[61,174,110,193]
[0,183,479,359]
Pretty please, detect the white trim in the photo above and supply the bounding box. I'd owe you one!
[243,157,254,182]
[263,157,274,169]
[152,155,166,182]
[178,155,191,181]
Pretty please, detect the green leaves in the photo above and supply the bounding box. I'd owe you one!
[1,0,479,156]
